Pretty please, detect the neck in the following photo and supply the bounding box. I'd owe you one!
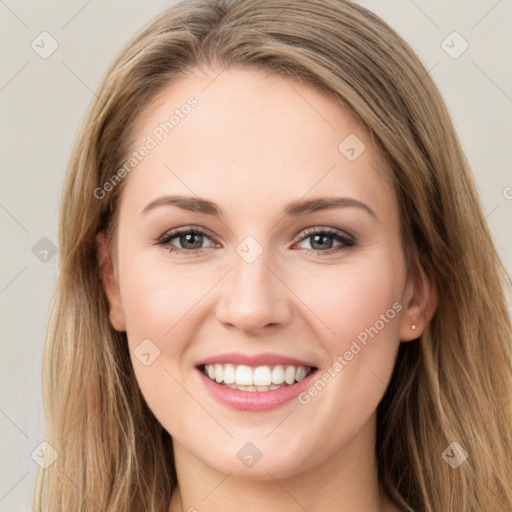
[168,413,398,512]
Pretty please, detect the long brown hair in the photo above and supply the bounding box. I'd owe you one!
[33,0,512,510]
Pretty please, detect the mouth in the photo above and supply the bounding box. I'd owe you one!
[195,352,319,411]
[199,363,316,392]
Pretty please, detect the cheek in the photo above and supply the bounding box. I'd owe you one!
[119,263,206,433]
[117,254,203,397]
[299,256,403,407]
[303,256,403,350]
[120,252,208,347]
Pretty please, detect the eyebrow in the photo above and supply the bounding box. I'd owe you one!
[141,195,377,220]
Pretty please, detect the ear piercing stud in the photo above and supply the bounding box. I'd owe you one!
[411,324,416,330]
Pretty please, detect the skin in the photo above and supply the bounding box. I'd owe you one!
[97,66,437,512]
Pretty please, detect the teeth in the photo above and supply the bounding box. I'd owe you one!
[225,383,286,392]
[223,363,235,384]
[296,366,307,381]
[284,365,296,385]
[254,366,272,386]
[203,363,313,388]
[271,365,285,384]
[235,365,253,385]
[214,364,223,383]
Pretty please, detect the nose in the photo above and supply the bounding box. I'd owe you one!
[215,249,292,335]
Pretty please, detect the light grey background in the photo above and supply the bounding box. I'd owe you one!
[0,1,510,510]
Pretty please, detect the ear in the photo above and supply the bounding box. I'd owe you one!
[96,232,126,332]
[399,261,438,342]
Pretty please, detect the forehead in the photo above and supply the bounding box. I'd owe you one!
[121,66,394,219]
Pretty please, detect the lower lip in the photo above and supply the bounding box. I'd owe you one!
[197,368,317,412]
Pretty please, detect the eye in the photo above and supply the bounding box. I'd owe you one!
[157,226,355,256]
[294,227,355,256]
[157,226,217,255]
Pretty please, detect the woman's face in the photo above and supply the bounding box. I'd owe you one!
[100,67,420,479]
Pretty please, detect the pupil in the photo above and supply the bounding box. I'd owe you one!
[181,233,203,249]
[311,234,332,250]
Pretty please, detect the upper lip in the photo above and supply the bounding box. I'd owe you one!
[196,352,317,368]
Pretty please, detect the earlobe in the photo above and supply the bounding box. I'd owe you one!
[399,262,438,342]
[96,232,126,332]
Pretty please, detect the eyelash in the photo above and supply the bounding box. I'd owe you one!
[157,225,355,257]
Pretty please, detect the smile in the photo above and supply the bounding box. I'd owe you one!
[201,363,314,392]
[195,353,318,412]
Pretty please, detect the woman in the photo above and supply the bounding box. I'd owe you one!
[33,0,512,510]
